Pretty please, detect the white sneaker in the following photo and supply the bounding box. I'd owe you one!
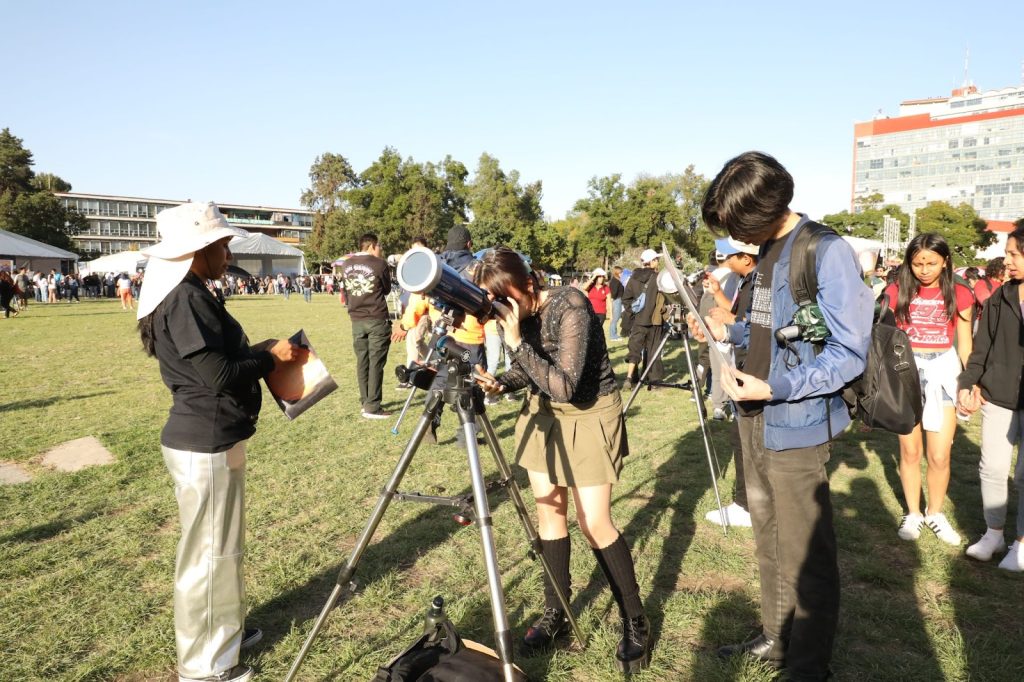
[897,513,924,541]
[924,512,962,546]
[966,530,1006,561]
[997,541,1024,572]
[705,502,752,528]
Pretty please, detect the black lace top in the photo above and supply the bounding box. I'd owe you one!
[497,287,617,404]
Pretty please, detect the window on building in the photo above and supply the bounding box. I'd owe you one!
[948,139,959,149]
[963,138,977,147]
[869,159,883,169]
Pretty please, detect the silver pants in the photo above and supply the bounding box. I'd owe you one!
[979,403,1024,534]
[162,441,248,680]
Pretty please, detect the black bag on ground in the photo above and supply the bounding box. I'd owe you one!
[789,223,922,435]
[373,619,528,682]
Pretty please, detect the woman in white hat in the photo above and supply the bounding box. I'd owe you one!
[584,267,612,333]
[136,202,301,682]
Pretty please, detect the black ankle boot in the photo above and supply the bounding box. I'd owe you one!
[522,607,569,649]
[616,614,651,672]
[717,633,785,668]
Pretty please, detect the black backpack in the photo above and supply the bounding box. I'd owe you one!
[373,619,527,682]
[790,222,922,435]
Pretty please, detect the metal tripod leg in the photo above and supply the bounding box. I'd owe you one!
[680,333,729,535]
[621,327,673,415]
[476,410,586,646]
[283,393,443,682]
[454,399,516,682]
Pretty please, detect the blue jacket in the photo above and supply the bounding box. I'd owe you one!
[728,217,873,451]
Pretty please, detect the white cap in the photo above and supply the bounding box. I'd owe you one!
[640,248,660,263]
[592,267,607,277]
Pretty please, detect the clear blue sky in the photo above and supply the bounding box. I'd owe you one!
[3,1,1022,222]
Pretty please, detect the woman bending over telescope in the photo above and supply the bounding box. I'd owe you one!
[474,246,650,672]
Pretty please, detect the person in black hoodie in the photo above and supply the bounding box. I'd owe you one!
[621,249,665,388]
[957,226,1024,572]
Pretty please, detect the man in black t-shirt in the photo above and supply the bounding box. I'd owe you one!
[700,152,872,681]
[341,233,393,419]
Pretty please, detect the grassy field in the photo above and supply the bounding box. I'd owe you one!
[0,294,1020,682]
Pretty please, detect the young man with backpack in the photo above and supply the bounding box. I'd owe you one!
[700,152,873,681]
[621,249,664,389]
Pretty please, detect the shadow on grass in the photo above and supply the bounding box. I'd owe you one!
[0,390,115,413]
[0,507,110,544]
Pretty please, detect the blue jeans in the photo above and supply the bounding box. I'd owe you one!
[303,287,312,302]
[610,298,623,339]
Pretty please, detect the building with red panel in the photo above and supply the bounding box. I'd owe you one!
[852,84,1024,224]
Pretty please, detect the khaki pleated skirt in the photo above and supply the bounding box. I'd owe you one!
[514,390,628,487]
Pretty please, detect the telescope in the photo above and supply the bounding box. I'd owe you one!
[396,247,505,321]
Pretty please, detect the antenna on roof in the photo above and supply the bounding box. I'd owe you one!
[962,45,972,88]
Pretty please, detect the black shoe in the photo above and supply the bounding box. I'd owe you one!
[616,614,652,672]
[717,633,785,668]
[522,607,570,649]
[240,627,262,649]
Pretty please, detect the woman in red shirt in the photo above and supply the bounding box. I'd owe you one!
[585,268,611,332]
[884,233,974,546]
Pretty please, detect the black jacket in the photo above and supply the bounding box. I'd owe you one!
[621,267,661,328]
[958,280,1024,410]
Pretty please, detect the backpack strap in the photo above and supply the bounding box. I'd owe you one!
[789,221,838,307]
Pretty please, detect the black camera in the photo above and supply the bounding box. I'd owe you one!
[773,324,801,345]
[685,270,708,286]
[396,247,501,321]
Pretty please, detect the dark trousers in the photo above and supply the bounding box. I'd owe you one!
[728,419,747,509]
[351,318,392,413]
[738,412,838,680]
[626,324,664,382]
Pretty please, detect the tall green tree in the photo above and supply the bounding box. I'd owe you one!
[31,172,72,193]
[572,174,628,267]
[300,153,360,264]
[465,153,544,256]
[821,194,912,241]
[0,128,36,195]
[914,201,993,263]
[0,128,86,250]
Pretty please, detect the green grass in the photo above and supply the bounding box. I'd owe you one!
[1,295,1020,681]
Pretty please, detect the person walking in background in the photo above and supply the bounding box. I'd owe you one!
[883,233,974,546]
[608,266,624,341]
[301,274,312,302]
[15,267,30,310]
[0,270,17,318]
[584,268,611,332]
[47,271,58,303]
[117,272,134,311]
[973,256,1006,323]
[341,233,394,419]
[136,201,302,682]
[958,226,1024,571]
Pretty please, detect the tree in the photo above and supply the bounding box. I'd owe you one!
[300,153,360,263]
[465,153,544,256]
[0,128,86,251]
[0,128,35,195]
[31,173,72,193]
[914,201,994,263]
[572,174,628,267]
[821,195,911,242]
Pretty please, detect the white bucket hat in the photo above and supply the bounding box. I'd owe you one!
[136,202,248,319]
[640,248,660,264]
[592,267,608,277]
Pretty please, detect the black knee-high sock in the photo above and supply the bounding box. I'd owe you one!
[593,534,643,619]
[540,536,571,610]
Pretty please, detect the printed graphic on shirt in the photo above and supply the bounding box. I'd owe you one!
[903,296,954,347]
[749,271,772,329]
[343,267,376,297]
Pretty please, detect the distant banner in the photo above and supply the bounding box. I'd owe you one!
[0,259,13,274]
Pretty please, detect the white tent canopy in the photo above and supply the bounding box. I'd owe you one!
[80,250,147,275]
[229,233,305,277]
[0,229,79,260]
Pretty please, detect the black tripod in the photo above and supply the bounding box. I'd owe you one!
[621,304,730,534]
[284,353,584,682]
